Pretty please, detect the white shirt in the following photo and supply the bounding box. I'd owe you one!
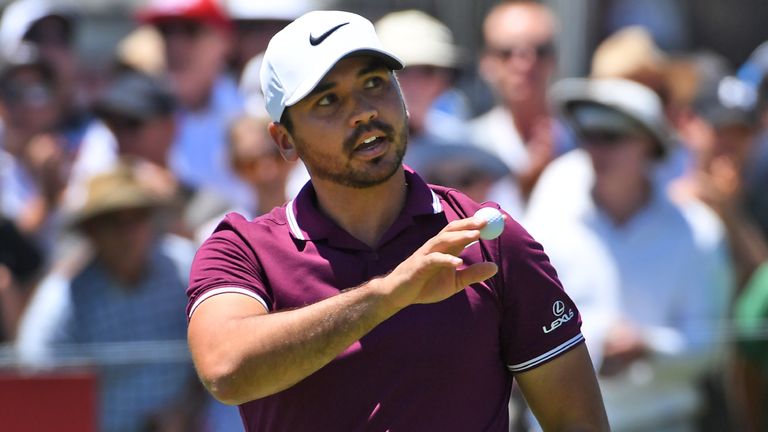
[523,148,732,431]
[169,75,252,209]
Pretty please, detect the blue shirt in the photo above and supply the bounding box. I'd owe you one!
[17,235,196,432]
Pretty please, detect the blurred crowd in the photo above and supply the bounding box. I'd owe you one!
[0,0,767,431]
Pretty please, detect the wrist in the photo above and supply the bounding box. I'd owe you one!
[363,275,406,317]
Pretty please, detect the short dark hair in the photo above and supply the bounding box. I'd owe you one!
[279,108,294,133]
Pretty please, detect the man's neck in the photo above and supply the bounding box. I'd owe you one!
[311,167,408,248]
[592,176,652,227]
[507,98,548,141]
[256,184,288,216]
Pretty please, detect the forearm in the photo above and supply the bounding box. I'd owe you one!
[190,278,400,404]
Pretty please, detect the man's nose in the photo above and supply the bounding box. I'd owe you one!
[349,95,378,127]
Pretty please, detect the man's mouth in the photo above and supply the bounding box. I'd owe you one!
[353,134,388,158]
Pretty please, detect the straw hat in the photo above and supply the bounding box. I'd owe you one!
[64,162,163,229]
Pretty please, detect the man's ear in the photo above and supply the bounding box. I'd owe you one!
[268,122,299,162]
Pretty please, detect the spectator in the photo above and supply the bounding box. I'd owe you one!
[737,41,768,246]
[373,9,519,212]
[0,43,68,252]
[17,160,202,432]
[137,0,252,215]
[0,216,42,342]
[733,262,768,432]
[66,71,189,239]
[375,9,470,147]
[525,77,731,431]
[670,54,768,290]
[0,0,90,152]
[194,113,296,245]
[472,1,575,206]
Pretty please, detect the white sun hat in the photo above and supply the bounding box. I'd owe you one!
[260,10,403,122]
[550,77,674,158]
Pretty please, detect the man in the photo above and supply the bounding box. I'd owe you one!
[17,161,202,431]
[374,9,469,146]
[472,1,574,204]
[187,10,608,432]
[525,78,731,430]
[137,0,251,212]
[0,0,89,151]
[0,43,67,253]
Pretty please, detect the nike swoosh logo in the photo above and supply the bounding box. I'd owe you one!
[309,22,349,46]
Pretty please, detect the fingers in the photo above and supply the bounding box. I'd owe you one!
[440,217,486,233]
[423,229,481,257]
[455,262,498,288]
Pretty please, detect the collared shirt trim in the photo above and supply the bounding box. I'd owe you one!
[285,199,305,240]
[285,185,443,241]
[189,287,270,318]
[430,189,443,214]
[506,333,584,372]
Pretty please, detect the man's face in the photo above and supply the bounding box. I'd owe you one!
[396,65,454,135]
[106,114,176,167]
[281,56,408,189]
[155,18,230,106]
[0,65,59,133]
[581,130,655,181]
[82,207,155,281]
[480,4,556,107]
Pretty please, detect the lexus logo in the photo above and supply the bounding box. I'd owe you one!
[553,300,565,316]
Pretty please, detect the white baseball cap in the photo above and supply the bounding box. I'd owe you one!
[0,0,72,60]
[260,10,403,122]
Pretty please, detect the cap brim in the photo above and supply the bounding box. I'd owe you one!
[283,48,403,108]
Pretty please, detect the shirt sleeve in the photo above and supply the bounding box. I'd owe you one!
[16,273,75,367]
[186,213,271,318]
[496,216,584,373]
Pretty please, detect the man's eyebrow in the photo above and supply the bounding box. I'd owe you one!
[358,59,390,76]
[305,60,390,99]
[305,81,336,99]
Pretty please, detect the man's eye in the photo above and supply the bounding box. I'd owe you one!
[317,94,337,106]
[364,76,384,89]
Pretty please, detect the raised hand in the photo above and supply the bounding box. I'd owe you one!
[379,217,499,310]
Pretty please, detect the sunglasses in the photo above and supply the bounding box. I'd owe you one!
[486,41,555,62]
[156,20,205,38]
[1,82,54,106]
[579,130,641,146]
[104,115,144,131]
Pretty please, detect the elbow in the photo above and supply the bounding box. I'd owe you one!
[199,364,252,405]
[197,358,277,405]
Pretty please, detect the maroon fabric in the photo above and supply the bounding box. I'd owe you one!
[188,168,583,432]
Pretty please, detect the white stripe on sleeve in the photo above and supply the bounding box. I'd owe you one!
[189,287,270,318]
[507,333,585,372]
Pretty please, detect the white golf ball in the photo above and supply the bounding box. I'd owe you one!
[474,207,505,240]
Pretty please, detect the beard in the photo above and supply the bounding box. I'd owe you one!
[297,118,409,189]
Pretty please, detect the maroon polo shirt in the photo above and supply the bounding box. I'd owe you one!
[188,168,584,432]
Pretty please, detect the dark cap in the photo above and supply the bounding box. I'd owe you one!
[93,71,177,123]
[694,75,758,128]
[690,52,758,128]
